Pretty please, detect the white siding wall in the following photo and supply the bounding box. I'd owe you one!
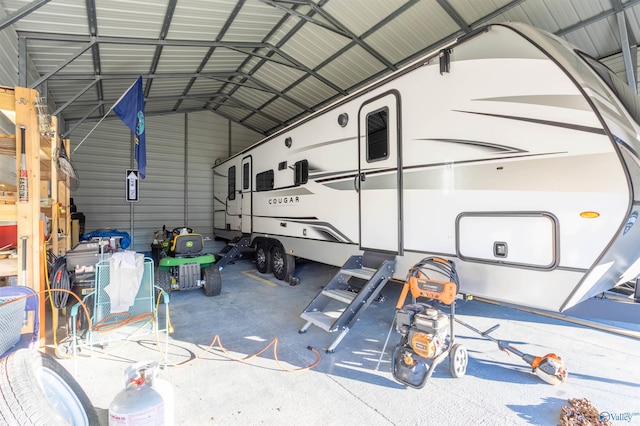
[70,111,260,253]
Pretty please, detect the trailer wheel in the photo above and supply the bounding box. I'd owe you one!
[156,269,172,298]
[271,245,295,281]
[449,343,468,378]
[255,244,272,274]
[0,349,99,426]
[203,266,222,297]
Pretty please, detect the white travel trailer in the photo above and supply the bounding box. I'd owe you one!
[214,22,640,316]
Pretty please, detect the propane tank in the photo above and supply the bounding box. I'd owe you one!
[109,361,173,425]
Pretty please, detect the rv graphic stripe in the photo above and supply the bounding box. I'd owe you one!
[419,138,528,153]
[455,110,606,135]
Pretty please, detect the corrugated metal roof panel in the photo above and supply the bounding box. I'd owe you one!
[168,0,237,41]
[94,0,168,39]
[232,85,276,109]
[201,50,248,73]
[155,46,212,73]
[278,20,351,70]
[2,0,640,136]
[224,0,285,42]
[215,104,251,122]
[285,76,338,109]
[97,44,155,74]
[242,112,279,133]
[364,0,459,65]
[26,41,95,75]
[317,44,386,91]
[261,96,305,122]
[564,18,619,57]
[3,0,87,35]
[451,0,513,26]
[144,77,191,98]
[187,78,225,97]
[249,61,307,93]
[322,0,409,36]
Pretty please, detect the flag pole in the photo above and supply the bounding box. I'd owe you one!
[72,77,141,154]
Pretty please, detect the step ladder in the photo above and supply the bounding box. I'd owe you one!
[299,251,396,353]
[215,235,251,271]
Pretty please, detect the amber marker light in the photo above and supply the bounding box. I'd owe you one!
[580,211,600,218]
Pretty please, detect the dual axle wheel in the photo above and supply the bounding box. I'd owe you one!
[255,243,295,282]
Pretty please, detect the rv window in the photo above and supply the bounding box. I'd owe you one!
[367,107,389,161]
[228,166,236,201]
[256,170,274,192]
[294,160,308,185]
[243,162,250,190]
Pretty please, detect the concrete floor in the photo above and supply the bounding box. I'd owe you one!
[53,249,640,425]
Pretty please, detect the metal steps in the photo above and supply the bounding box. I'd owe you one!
[299,251,396,352]
[215,235,251,271]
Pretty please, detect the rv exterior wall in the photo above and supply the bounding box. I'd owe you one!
[213,23,639,313]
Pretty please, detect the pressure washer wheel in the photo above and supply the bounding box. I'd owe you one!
[449,343,468,378]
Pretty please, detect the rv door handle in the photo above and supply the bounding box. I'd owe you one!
[354,173,366,192]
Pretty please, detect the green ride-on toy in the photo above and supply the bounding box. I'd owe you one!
[155,227,221,297]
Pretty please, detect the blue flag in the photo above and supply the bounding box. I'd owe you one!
[114,76,146,179]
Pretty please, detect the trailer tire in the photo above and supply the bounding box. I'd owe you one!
[271,245,295,281]
[0,349,99,426]
[449,344,468,378]
[203,266,222,297]
[255,244,272,274]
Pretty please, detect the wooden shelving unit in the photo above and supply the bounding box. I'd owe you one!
[0,86,71,347]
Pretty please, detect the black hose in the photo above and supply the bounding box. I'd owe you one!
[49,255,71,308]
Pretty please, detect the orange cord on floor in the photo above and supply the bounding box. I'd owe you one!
[189,334,322,373]
[1,287,321,373]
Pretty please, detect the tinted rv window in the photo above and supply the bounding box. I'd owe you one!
[367,107,389,161]
[243,162,250,190]
[256,170,274,192]
[228,166,236,200]
[294,160,308,185]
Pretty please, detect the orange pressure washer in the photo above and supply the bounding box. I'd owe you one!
[392,257,467,388]
[391,257,568,387]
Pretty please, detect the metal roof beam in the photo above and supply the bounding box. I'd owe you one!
[173,0,246,112]
[307,2,396,70]
[16,31,269,49]
[217,0,329,122]
[209,74,313,113]
[259,0,421,133]
[30,40,96,88]
[613,0,638,93]
[84,0,104,117]
[52,78,100,116]
[61,102,101,138]
[436,0,472,33]
[0,0,52,31]
[260,0,349,39]
[45,71,243,80]
[144,0,177,98]
[205,93,286,127]
[555,0,640,37]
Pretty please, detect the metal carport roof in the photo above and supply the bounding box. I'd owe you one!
[1,0,640,138]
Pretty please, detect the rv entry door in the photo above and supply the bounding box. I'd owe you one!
[241,156,252,233]
[358,91,401,254]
